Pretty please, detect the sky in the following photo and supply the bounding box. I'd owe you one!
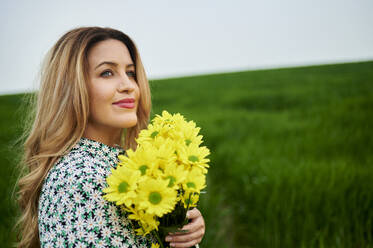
[0,0,372,94]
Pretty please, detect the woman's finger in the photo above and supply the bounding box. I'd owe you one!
[182,208,204,231]
[170,238,201,248]
[180,216,202,232]
[166,226,203,243]
[165,208,205,247]
[186,208,201,219]
[168,208,204,235]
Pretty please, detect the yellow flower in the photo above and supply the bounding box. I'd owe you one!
[178,143,210,173]
[151,111,189,142]
[136,128,151,143]
[182,167,206,194]
[163,163,188,189]
[182,191,200,208]
[127,207,159,235]
[103,166,140,206]
[153,111,202,146]
[104,110,210,235]
[137,178,177,217]
[181,120,203,147]
[151,243,160,248]
[137,121,171,144]
[153,110,185,127]
[124,143,159,177]
[153,137,177,171]
[181,166,205,208]
[128,137,177,176]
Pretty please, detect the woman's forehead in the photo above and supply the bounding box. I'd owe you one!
[88,39,133,68]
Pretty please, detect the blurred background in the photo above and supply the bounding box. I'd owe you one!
[1,0,372,247]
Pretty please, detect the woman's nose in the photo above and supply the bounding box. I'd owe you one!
[118,72,135,93]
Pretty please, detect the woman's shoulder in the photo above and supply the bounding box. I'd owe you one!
[47,149,106,185]
[37,139,152,247]
[52,144,110,177]
[47,137,122,179]
[38,139,115,222]
[40,138,120,196]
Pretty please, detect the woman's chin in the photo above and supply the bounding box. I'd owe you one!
[119,115,138,128]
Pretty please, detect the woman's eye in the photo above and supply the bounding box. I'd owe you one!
[127,71,136,78]
[100,70,113,77]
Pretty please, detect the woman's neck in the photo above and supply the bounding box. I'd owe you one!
[83,123,122,148]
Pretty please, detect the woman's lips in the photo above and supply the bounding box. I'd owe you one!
[114,102,135,109]
[113,98,135,109]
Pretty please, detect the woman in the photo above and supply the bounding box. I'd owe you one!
[16,27,205,248]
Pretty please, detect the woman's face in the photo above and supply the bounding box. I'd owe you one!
[86,39,140,135]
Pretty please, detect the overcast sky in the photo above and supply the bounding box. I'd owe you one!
[0,0,372,94]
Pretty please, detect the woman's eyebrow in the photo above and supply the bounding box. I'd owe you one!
[95,61,135,70]
[95,61,117,70]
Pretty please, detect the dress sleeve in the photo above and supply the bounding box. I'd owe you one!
[38,156,152,248]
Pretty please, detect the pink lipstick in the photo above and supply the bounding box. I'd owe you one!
[113,98,135,109]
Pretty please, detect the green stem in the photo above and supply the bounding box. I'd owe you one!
[184,192,195,224]
[153,230,166,248]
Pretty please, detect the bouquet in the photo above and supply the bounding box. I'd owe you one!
[103,111,210,248]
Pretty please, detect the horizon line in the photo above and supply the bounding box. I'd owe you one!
[1,58,372,96]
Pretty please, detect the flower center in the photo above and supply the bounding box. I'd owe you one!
[166,176,176,187]
[187,182,196,189]
[188,155,199,162]
[151,131,159,139]
[149,192,162,204]
[139,165,148,175]
[185,139,192,146]
[118,182,129,193]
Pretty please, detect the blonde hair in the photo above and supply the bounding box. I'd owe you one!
[15,27,151,248]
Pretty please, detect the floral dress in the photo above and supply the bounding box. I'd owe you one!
[38,137,153,248]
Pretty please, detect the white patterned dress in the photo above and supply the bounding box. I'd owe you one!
[38,137,153,248]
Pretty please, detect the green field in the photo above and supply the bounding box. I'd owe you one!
[1,61,372,247]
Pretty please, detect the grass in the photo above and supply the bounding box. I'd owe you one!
[1,60,372,247]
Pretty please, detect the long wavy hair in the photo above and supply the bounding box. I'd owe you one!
[14,27,151,248]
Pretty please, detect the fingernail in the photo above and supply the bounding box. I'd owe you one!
[165,236,172,242]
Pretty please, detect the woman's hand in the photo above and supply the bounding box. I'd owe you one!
[165,208,205,248]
